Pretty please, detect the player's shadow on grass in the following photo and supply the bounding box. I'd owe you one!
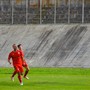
[0,81,89,87]
[25,81,90,86]
[0,81,19,86]
[32,81,60,85]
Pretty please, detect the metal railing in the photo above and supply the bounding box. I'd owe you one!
[0,0,89,24]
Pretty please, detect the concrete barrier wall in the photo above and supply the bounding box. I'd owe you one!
[0,24,90,67]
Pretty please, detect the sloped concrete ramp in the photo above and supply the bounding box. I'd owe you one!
[0,24,90,67]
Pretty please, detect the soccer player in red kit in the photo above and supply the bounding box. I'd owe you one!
[8,44,24,85]
[17,44,30,80]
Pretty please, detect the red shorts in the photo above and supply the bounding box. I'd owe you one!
[22,61,28,68]
[14,65,23,73]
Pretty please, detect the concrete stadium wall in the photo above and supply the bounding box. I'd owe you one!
[0,24,90,68]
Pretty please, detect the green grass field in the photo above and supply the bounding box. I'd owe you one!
[0,68,90,90]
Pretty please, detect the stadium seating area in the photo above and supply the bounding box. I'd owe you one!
[28,7,40,24]
[84,5,90,23]
[56,6,68,23]
[70,6,82,23]
[0,1,90,24]
[42,7,54,24]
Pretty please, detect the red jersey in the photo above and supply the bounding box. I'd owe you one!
[20,50,24,57]
[19,50,28,67]
[8,50,23,66]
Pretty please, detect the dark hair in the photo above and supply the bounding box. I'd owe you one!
[17,44,21,48]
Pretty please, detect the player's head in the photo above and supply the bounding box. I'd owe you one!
[12,44,17,51]
[17,44,22,50]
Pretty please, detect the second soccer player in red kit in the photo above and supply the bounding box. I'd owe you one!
[8,44,24,85]
[17,44,30,80]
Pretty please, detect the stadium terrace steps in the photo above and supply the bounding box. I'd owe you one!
[0,24,90,67]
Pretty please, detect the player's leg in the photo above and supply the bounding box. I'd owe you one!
[16,66,24,85]
[17,72,23,85]
[12,71,17,77]
[23,65,30,79]
[11,70,17,81]
[11,66,17,81]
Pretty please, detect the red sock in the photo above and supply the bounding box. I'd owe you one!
[12,71,17,77]
[24,70,29,77]
[18,75,22,83]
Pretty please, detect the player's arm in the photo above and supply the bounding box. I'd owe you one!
[21,54,26,62]
[20,50,26,62]
[8,53,12,65]
[21,56,25,62]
